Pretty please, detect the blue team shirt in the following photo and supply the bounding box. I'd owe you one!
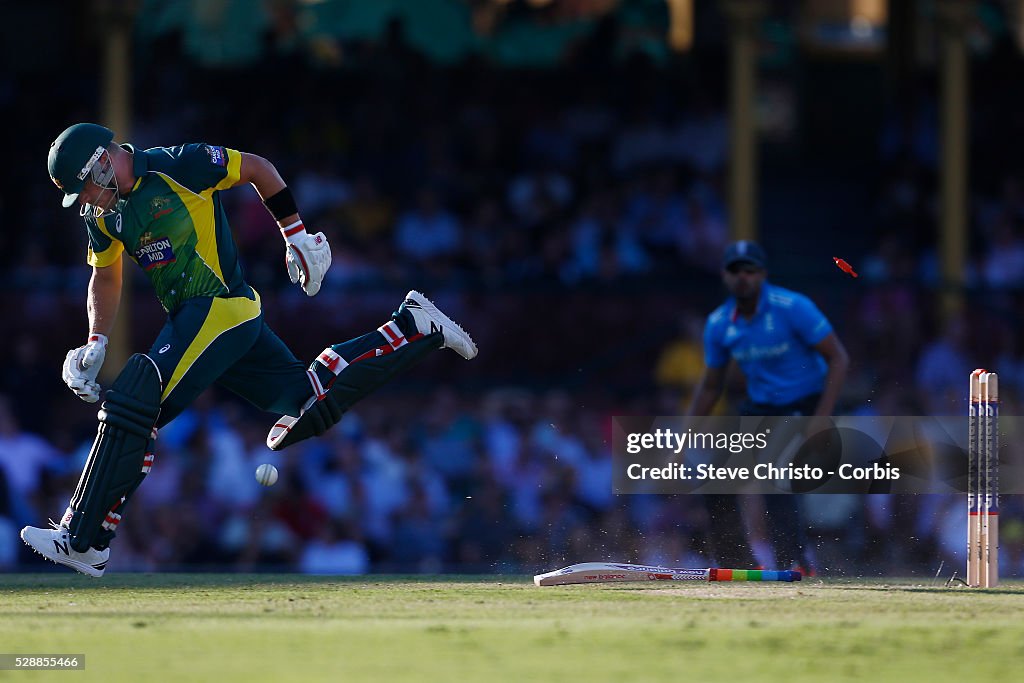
[703,283,833,406]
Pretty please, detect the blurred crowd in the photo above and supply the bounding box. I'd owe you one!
[3,3,1024,577]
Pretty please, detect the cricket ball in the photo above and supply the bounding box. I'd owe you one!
[255,463,279,487]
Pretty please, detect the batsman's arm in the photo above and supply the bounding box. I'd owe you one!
[811,332,849,417]
[236,152,298,228]
[87,257,123,337]
[687,364,727,417]
[234,151,330,295]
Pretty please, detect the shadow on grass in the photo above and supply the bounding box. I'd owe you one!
[0,573,537,591]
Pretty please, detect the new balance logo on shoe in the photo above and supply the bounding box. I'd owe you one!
[22,524,110,578]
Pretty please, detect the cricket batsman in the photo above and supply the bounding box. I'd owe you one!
[21,123,477,576]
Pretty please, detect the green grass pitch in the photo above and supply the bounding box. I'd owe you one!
[1,574,1022,682]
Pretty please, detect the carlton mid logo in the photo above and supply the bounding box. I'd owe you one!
[134,232,176,271]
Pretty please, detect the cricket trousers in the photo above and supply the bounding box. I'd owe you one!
[703,393,820,570]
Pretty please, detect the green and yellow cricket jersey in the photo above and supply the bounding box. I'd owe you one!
[85,143,248,312]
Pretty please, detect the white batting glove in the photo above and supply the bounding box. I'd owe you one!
[281,222,332,297]
[62,334,108,403]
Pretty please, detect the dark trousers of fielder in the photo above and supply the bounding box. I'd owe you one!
[65,288,439,552]
[701,394,819,570]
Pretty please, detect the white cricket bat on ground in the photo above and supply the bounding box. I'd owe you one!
[534,562,801,586]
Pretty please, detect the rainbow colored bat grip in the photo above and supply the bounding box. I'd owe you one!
[709,569,801,582]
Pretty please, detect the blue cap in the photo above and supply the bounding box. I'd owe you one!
[722,240,767,269]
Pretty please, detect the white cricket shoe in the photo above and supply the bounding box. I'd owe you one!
[401,290,478,360]
[20,523,109,578]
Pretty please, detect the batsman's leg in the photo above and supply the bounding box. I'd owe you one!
[267,290,477,450]
[20,354,162,576]
[84,435,157,550]
[21,292,264,576]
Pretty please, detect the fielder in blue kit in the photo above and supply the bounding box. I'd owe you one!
[688,241,849,571]
[21,123,478,577]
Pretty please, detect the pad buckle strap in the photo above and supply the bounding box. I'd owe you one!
[101,510,122,531]
[377,321,408,350]
[317,348,350,375]
[306,369,327,401]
